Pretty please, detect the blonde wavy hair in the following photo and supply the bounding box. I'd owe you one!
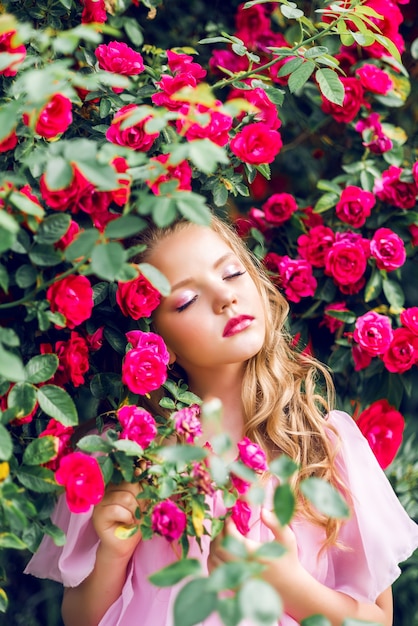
[134,214,348,548]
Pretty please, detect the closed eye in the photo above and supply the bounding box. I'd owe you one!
[176,295,198,312]
[224,270,246,280]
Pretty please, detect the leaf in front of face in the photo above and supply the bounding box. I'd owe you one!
[237,578,282,626]
[300,477,350,519]
[173,577,218,626]
[148,558,202,587]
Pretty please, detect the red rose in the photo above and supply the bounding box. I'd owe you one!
[355,64,393,95]
[409,224,418,247]
[335,186,376,228]
[116,274,161,319]
[382,328,418,374]
[373,165,418,209]
[176,102,232,147]
[117,405,157,449]
[262,193,297,227]
[39,419,74,471]
[356,399,405,469]
[95,41,144,76]
[0,130,18,153]
[230,122,282,165]
[297,225,335,267]
[325,236,369,291]
[55,220,81,250]
[40,165,91,213]
[24,94,73,140]
[55,451,105,513]
[209,49,248,76]
[321,77,364,124]
[370,227,406,271]
[352,344,373,372]
[146,154,192,195]
[235,4,271,49]
[228,87,281,131]
[151,500,187,542]
[353,311,393,356]
[230,499,252,536]
[80,0,107,24]
[106,104,159,151]
[0,30,26,76]
[47,275,93,329]
[321,301,348,334]
[55,332,90,387]
[152,73,200,111]
[278,256,317,303]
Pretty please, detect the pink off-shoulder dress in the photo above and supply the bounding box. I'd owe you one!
[25,411,418,625]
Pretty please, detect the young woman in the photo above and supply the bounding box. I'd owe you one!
[26,216,418,626]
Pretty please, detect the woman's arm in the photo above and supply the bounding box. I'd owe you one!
[62,482,142,626]
[210,508,393,626]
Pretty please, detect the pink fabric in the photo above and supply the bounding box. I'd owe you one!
[25,410,418,625]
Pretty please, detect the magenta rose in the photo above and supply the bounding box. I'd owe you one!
[80,0,107,24]
[321,77,364,123]
[0,130,18,153]
[297,225,335,267]
[173,405,202,443]
[237,436,268,472]
[335,186,376,228]
[39,419,74,471]
[413,161,418,187]
[209,49,248,76]
[151,73,201,111]
[95,41,144,76]
[230,122,283,165]
[400,307,418,335]
[147,154,192,195]
[262,193,297,227]
[47,275,93,329]
[166,50,207,81]
[235,3,271,48]
[55,451,105,513]
[55,332,90,387]
[382,328,418,374]
[55,219,81,251]
[228,87,281,131]
[353,311,393,356]
[116,274,161,320]
[24,93,73,140]
[278,256,317,303]
[40,165,91,213]
[321,302,348,334]
[356,399,405,469]
[106,104,159,151]
[230,499,252,536]
[0,30,26,76]
[355,113,393,155]
[355,64,393,95]
[125,330,170,361]
[122,331,169,395]
[176,102,232,147]
[325,236,369,292]
[352,344,373,372]
[409,224,418,247]
[370,227,406,271]
[151,500,187,542]
[373,165,418,209]
[117,405,157,449]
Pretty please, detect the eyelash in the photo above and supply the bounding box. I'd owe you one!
[175,270,246,312]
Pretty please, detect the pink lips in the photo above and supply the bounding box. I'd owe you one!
[223,315,254,338]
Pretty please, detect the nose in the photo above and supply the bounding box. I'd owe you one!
[212,282,237,314]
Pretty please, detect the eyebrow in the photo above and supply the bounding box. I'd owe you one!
[171,252,236,291]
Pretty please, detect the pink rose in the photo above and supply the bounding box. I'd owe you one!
[166,50,206,81]
[151,73,200,111]
[173,405,202,443]
[400,307,418,335]
[122,331,169,395]
[0,30,26,76]
[230,499,252,536]
[373,165,418,209]
[116,274,161,320]
[336,186,376,228]
[55,332,90,387]
[230,473,251,496]
[146,154,192,195]
[39,419,74,471]
[151,500,187,542]
[117,405,157,449]
[357,0,404,59]
[230,123,283,165]
[370,227,406,271]
[0,130,18,153]
[382,328,418,374]
[80,0,107,24]
[235,208,269,238]
[297,225,335,267]
[413,161,418,187]
[355,113,393,154]
[176,102,232,147]
[237,437,268,472]
[321,77,364,124]
[24,94,73,140]
[353,311,393,356]
[262,193,297,227]
[55,451,105,513]
[47,275,93,329]
[228,87,281,131]
[209,49,248,76]
[278,256,317,303]
[356,399,405,469]
[355,64,393,95]
[95,41,144,76]
[106,104,159,151]
[325,236,369,292]
[235,4,271,49]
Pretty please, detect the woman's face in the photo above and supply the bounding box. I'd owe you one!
[148,224,266,381]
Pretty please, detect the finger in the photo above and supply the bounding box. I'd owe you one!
[105,481,141,497]
[97,491,140,523]
[260,508,295,546]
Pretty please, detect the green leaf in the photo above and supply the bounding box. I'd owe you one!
[314,192,338,213]
[0,101,20,142]
[175,193,212,225]
[105,215,147,240]
[104,327,127,354]
[208,561,263,593]
[35,213,71,245]
[188,139,229,174]
[254,541,286,559]
[316,69,344,106]
[269,455,298,480]
[15,264,37,289]
[281,2,303,19]
[382,278,405,310]
[0,424,13,461]
[0,345,25,383]
[0,533,27,550]
[273,483,296,526]
[36,384,78,426]
[23,436,57,466]
[42,519,66,547]
[301,616,332,626]
[77,434,113,453]
[7,382,37,418]
[173,578,217,626]
[65,228,99,262]
[277,57,304,78]
[0,263,9,293]
[29,244,63,267]
[324,309,356,324]
[238,578,282,625]
[44,157,74,191]
[73,160,118,191]
[25,354,59,384]
[91,242,126,281]
[149,558,202,587]
[300,477,350,518]
[0,587,8,613]
[288,61,315,93]
[9,191,44,218]
[138,262,171,297]
[16,465,58,493]
[113,439,144,456]
[150,197,178,228]
[158,444,207,463]
[90,372,121,399]
[364,269,382,303]
[343,621,383,626]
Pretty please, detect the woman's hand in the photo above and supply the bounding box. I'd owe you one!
[92,481,143,560]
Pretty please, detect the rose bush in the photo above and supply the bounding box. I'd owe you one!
[0,0,417,624]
